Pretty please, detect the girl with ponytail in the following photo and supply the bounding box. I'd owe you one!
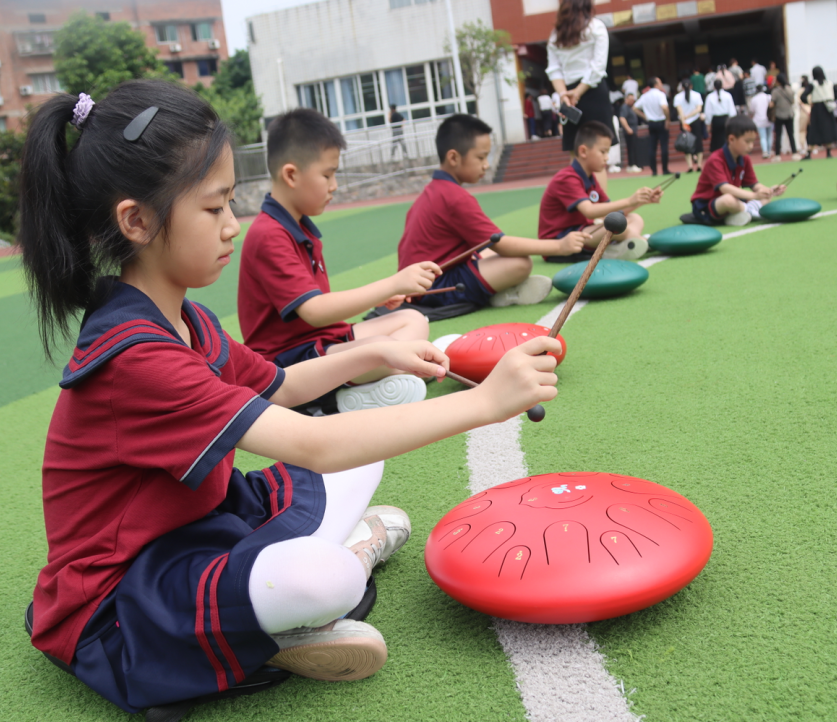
[704,78,736,152]
[21,80,560,713]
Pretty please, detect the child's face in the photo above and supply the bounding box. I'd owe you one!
[289,146,341,216]
[728,130,757,157]
[578,136,611,173]
[156,145,240,290]
[453,134,492,184]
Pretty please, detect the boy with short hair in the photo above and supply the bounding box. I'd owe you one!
[398,114,590,310]
[239,108,443,413]
[688,115,786,226]
[539,121,661,261]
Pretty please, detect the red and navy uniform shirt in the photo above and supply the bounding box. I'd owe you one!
[238,195,352,362]
[538,160,609,239]
[32,279,284,665]
[691,145,758,203]
[397,170,502,269]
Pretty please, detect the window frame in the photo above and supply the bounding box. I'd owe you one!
[155,25,179,44]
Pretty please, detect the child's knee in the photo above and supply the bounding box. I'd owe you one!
[626,213,644,233]
[398,308,430,332]
[508,255,533,279]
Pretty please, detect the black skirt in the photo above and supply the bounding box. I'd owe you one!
[807,102,837,145]
[561,80,615,152]
[687,118,705,154]
[710,115,729,152]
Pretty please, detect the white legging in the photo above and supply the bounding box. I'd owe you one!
[248,461,384,633]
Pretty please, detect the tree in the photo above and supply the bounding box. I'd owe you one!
[194,51,263,145]
[444,20,515,114]
[0,130,26,241]
[54,13,172,99]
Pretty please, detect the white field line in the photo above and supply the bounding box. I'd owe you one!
[464,212,834,721]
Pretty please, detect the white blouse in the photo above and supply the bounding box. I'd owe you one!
[673,91,702,123]
[546,18,609,88]
[704,89,736,125]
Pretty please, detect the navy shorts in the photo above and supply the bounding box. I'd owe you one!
[273,329,354,368]
[72,464,326,712]
[409,259,494,309]
[692,198,723,225]
[543,224,595,263]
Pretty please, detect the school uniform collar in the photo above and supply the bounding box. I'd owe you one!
[61,278,229,388]
[571,159,596,191]
[432,169,460,185]
[722,144,744,172]
[261,194,322,243]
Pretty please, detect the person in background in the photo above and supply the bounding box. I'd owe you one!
[622,71,639,100]
[691,68,706,97]
[389,105,408,160]
[797,75,812,154]
[743,70,757,111]
[704,67,716,93]
[766,62,779,89]
[704,78,737,152]
[729,58,743,81]
[537,87,556,137]
[750,59,767,88]
[749,84,774,160]
[633,76,670,176]
[674,79,704,172]
[524,93,538,141]
[619,93,642,173]
[716,64,736,91]
[771,74,801,161]
[801,66,837,159]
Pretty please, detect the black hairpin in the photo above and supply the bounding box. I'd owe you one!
[123,106,159,142]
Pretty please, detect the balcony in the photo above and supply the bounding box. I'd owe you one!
[15,32,55,56]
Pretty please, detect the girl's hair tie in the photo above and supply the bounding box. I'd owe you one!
[71,93,95,129]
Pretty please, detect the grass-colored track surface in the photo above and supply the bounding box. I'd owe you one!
[2,159,836,720]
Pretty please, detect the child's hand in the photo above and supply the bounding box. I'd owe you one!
[755,187,773,201]
[392,262,441,296]
[378,340,449,381]
[383,295,406,310]
[650,187,664,204]
[557,231,591,254]
[771,184,786,197]
[630,187,655,206]
[476,337,561,423]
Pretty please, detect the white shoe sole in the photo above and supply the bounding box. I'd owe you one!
[489,275,552,307]
[268,620,387,681]
[724,211,751,226]
[603,237,648,261]
[431,333,462,353]
[336,375,426,413]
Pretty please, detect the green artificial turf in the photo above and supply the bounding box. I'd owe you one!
[1,159,836,721]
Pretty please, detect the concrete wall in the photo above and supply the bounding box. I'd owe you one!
[785,0,837,85]
[247,0,525,143]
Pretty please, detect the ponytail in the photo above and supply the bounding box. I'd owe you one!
[18,80,231,360]
[19,94,96,359]
[714,78,723,100]
[682,79,691,104]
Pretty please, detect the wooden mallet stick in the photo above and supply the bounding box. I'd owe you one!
[439,232,504,272]
[654,172,681,191]
[408,283,465,298]
[778,167,803,187]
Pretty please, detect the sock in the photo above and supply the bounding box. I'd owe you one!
[745,200,763,218]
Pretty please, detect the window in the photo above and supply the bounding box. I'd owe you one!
[248,22,256,44]
[155,25,179,43]
[385,68,407,108]
[433,60,454,102]
[389,0,411,7]
[28,13,46,23]
[360,73,381,113]
[298,80,339,118]
[16,32,54,55]
[164,61,184,78]
[191,23,213,41]
[340,77,359,115]
[197,59,218,77]
[0,118,7,132]
[406,65,428,104]
[96,12,110,21]
[30,73,62,94]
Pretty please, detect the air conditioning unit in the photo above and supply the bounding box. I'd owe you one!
[170,43,182,53]
[208,39,220,50]
[20,85,34,96]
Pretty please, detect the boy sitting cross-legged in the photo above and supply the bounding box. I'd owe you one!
[688,115,786,226]
[539,121,662,262]
[238,108,443,413]
[397,114,592,310]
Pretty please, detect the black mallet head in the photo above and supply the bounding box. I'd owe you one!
[526,405,546,422]
[455,283,466,293]
[604,211,629,236]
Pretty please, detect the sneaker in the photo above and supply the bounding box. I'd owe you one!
[744,200,763,219]
[336,375,426,413]
[489,275,552,307]
[791,153,803,161]
[267,619,387,681]
[361,505,411,562]
[626,165,642,173]
[603,236,648,261]
[607,165,621,173]
[724,210,752,226]
[770,156,781,163]
[344,514,388,577]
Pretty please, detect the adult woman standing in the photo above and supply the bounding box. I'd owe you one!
[797,75,811,154]
[771,74,800,160]
[547,0,612,185]
[674,78,704,172]
[704,79,736,152]
[801,66,837,158]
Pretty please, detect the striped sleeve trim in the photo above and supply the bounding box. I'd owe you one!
[280,289,322,321]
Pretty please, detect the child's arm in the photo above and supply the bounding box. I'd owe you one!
[492,233,593,257]
[239,337,562,473]
[717,183,773,201]
[269,340,447,408]
[576,186,662,219]
[296,261,441,327]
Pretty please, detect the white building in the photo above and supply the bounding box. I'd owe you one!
[246,0,525,144]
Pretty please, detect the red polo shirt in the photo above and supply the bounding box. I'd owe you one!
[539,160,609,239]
[238,196,352,362]
[692,145,758,202]
[398,170,502,269]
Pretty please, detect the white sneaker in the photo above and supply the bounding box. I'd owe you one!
[744,200,763,219]
[336,375,425,413]
[627,165,643,173]
[489,275,552,307]
[359,505,411,563]
[431,333,461,353]
[267,619,387,681]
[724,210,752,226]
[607,165,622,173]
[603,236,648,260]
[791,153,803,161]
[770,156,782,163]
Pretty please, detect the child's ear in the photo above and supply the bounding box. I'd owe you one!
[281,162,300,188]
[115,199,152,245]
[445,148,461,167]
[577,144,588,159]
